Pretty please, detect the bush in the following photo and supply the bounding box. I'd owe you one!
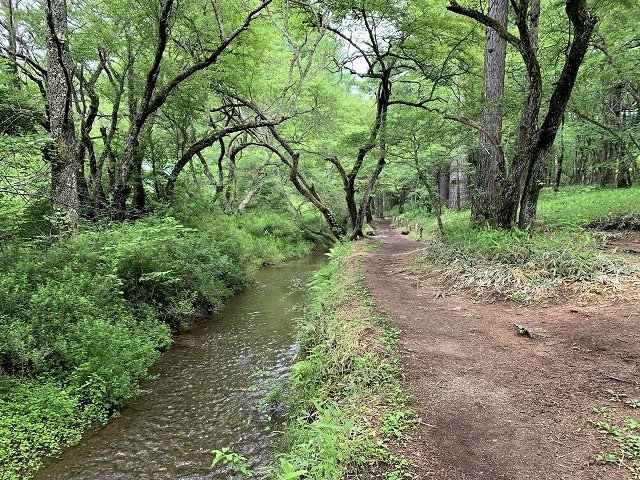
[0,376,92,479]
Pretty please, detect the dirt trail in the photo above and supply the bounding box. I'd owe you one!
[363,220,640,480]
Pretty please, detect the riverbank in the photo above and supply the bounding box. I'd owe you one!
[0,211,318,480]
[35,253,323,479]
[264,242,417,478]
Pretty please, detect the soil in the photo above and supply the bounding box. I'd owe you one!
[604,231,640,255]
[362,220,640,480]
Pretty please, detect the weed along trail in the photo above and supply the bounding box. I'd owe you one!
[34,254,323,480]
[364,220,640,480]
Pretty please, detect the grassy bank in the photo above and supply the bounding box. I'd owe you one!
[261,242,416,479]
[397,186,640,302]
[0,210,316,480]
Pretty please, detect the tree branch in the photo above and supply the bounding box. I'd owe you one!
[447,0,522,49]
[444,115,505,159]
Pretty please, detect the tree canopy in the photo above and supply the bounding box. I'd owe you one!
[0,0,638,238]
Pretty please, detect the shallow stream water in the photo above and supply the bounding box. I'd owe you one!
[35,253,323,479]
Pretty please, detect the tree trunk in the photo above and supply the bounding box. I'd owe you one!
[3,0,20,87]
[351,129,388,239]
[471,0,508,223]
[449,151,468,210]
[518,0,596,230]
[111,0,270,219]
[438,164,449,206]
[553,117,564,191]
[374,192,384,218]
[132,149,146,213]
[44,0,81,230]
[365,198,373,223]
[449,0,595,231]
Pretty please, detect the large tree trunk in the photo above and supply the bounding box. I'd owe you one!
[449,0,595,231]
[44,0,81,230]
[351,130,388,239]
[471,0,508,223]
[518,0,596,230]
[449,151,468,210]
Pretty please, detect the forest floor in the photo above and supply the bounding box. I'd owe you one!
[363,219,640,480]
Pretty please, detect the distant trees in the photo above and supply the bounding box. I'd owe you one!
[567,3,639,190]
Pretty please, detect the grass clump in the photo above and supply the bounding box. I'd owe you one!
[423,226,631,302]
[589,391,640,479]
[586,212,640,231]
[263,242,417,479]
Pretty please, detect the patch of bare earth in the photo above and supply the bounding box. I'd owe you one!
[362,220,640,480]
[604,231,640,255]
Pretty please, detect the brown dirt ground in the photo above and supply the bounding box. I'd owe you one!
[362,219,640,480]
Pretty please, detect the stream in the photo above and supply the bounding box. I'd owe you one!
[35,252,324,479]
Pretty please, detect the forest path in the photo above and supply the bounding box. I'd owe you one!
[363,219,639,480]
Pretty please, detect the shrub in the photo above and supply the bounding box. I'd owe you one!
[0,376,91,479]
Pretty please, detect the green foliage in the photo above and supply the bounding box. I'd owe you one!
[211,448,254,477]
[0,132,51,241]
[590,395,640,479]
[536,186,640,232]
[0,376,95,479]
[168,189,317,269]
[97,217,249,323]
[264,242,416,479]
[586,212,640,231]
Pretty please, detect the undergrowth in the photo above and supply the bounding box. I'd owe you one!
[0,210,316,480]
[398,186,639,302]
[589,390,640,479]
[252,242,416,479]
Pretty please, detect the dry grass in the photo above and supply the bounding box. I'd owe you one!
[412,239,640,304]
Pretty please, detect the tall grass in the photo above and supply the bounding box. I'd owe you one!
[537,185,640,232]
